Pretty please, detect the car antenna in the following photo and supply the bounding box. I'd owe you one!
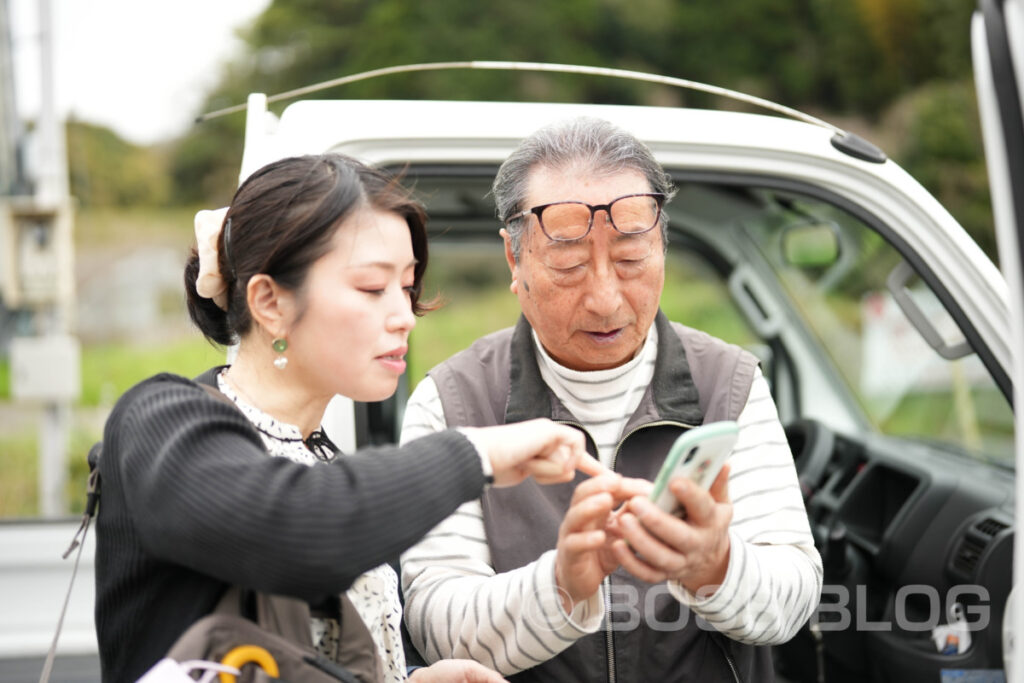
[196,60,833,128]
[196,60,886,163]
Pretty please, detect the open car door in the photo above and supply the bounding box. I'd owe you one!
[974,0,1024,679]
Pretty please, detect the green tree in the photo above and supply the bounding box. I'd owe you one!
[890,81,995,261]
[66,120,169,207]
[807,0,975,117]
[167,0,986,219]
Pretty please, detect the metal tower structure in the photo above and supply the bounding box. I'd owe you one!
[1,0,79,518]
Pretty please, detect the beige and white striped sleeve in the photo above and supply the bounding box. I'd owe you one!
[399,377,603,674]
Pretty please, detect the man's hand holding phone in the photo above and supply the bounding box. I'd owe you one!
[610,422,738,595]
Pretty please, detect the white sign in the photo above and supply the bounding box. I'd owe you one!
[10,334,81,402]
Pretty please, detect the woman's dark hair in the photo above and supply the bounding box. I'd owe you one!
[184,154,434,345]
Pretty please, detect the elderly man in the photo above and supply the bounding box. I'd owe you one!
[400,117,822,682]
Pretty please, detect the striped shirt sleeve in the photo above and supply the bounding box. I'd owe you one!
[667,368,823,644]
[399,377,604,674]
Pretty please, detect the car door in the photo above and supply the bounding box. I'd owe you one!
[973,0,1024,679]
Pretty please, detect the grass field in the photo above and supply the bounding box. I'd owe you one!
[0,337,227,517]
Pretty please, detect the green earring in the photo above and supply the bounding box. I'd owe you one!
[272,338,288,370]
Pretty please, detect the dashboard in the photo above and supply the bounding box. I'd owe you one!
[779,420,1014,680]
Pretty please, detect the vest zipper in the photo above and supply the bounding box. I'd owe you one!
[603,576,616,683]
[604,419,697,683]
[724,649,740,683]
[711,634,742,683]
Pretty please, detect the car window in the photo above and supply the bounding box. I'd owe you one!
[405,169,1012,469]
[408,246,522,385]
[662,250,759,352]
[742,191,1014,468]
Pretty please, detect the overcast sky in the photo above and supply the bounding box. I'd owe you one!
[10,0,271,145]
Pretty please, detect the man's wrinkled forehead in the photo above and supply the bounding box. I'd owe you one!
[538,229,654,251]
[522,165,651,222]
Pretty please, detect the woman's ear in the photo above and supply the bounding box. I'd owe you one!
[247,274,295,338]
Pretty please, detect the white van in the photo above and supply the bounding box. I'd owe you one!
[231,61,1021,681]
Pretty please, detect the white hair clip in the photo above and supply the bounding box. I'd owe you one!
[194,207,230,311]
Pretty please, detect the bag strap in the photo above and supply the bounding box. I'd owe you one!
[40,442,103,683]
[41,382,231,683]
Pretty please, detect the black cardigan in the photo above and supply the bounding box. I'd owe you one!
[94,368,484,682]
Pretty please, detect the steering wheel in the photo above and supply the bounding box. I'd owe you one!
[783,418,834,502]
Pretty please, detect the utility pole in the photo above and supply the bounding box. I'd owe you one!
[1,0,79,518]
[0,0,22,196]
[33,0,67,207]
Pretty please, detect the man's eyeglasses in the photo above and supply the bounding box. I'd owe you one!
[505,193,666,242]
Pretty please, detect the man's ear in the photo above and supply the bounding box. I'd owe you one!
[247,274,295,338]
[500,228,520,295]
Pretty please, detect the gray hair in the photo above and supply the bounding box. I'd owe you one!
[492,116,675,261]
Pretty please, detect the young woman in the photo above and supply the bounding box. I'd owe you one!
[94,154,596,682]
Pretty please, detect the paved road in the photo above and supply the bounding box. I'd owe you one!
[0,654,101,683]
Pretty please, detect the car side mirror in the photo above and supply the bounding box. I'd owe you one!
[781,221,841,270]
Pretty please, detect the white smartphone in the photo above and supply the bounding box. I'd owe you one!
[648,421,739,515]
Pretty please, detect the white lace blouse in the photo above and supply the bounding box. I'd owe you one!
[216,370,406,683]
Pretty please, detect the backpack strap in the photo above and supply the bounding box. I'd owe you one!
[41,442,102,683]
[42,381,231,683]
[62,442,102,559]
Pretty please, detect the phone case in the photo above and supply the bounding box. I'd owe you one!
[649,421,739,514]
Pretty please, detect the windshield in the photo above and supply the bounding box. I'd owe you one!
[740,189,1014,468]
